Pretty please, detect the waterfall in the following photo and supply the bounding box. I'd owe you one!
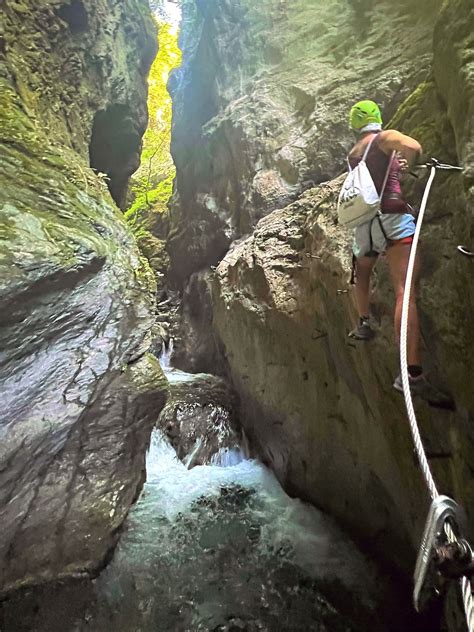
[159,337,175,370]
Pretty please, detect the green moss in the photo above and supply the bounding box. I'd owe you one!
[0,74,155,296]
[127,352,169,395]
[0,80,45,152]
[388,80,456,160]
[135,232,170,281]
[124,173,173,282]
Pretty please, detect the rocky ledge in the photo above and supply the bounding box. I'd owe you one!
[212,173,474,577]
[158,370,241,467]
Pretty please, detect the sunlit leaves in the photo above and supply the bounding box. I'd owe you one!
[129,21,181,214]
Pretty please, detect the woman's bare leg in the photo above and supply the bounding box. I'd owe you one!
[354,255,377,317]
[386,242,421,366]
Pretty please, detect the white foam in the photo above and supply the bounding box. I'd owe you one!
[142,431,381,610]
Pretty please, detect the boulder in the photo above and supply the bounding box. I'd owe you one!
[213,178,474,574]
[158,370,241,468]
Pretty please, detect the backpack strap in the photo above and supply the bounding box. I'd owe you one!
[346,132,379,172]
[361,133,379,162]
[360,133,396,200]
[346,134,395,200]
[366,133,395,199]
[380,150,396,199]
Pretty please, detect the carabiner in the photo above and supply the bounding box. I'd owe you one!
[413,495,466,612]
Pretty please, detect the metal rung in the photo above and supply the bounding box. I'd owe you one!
[458,246,474,257]
[414,158,463,171]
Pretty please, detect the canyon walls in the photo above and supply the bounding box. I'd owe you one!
[0,0,167,592]
[169,0,443,280]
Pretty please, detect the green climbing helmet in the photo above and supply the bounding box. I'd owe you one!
[349,100,383,131]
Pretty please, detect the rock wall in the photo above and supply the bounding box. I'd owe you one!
[169,0,474,583]
[213,178,474,577]
[3,0,156,209]
[168,0,443,281]
[0,0,167,592]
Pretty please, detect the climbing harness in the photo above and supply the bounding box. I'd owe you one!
[399,158,474,630]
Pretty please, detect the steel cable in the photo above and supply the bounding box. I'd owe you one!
[399,165,439,500]
[399,165,474,632]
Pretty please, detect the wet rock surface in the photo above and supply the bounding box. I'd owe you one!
[1,0,472,629]
[1,432,422,632]
[158,369,242,467]
[1,0,166,592]
[173,269,227,374]
[3,0,156,209]
[212,180,474,574]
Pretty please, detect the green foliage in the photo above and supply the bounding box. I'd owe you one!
[128,21,181,219]
[125,173,174,229]
[125,19,181,282]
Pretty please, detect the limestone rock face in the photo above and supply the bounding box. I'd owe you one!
[173,270,226,373]
[169,0,443,281]
[170,0,474,579]
[3,0,156,209]
[213,181,474,573]
[0,1,167,592]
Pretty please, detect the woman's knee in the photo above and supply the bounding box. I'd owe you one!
[355,256,376,276]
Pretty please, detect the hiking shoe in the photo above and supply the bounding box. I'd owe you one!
[393,373,455,409]
[348,317,375,341]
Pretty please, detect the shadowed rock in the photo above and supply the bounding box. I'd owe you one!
[168,0,444,281]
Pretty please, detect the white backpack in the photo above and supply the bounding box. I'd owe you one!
[337,134,393,229]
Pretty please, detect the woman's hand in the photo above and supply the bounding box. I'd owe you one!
[398,156,409,172]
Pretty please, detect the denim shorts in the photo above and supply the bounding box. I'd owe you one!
[353,213,416,258]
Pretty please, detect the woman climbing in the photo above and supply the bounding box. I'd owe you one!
[346,100,447,405]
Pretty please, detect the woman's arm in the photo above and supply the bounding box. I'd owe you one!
[379,129,422,166]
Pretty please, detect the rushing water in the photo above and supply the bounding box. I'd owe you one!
[160,338,175,370]
[0,359,395,632]
[75,355,389,632]
[83,428,385,632]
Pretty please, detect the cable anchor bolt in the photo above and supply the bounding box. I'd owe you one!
[414,158,463,171]
[434,539,474,580]
[413,495,468,612]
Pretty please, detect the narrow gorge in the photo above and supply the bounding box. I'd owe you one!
[1,1,473,631]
